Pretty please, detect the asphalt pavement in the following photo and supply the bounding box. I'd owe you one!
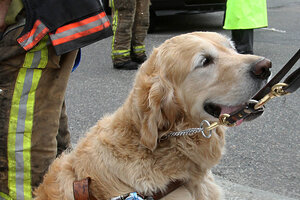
[66,0,300,199]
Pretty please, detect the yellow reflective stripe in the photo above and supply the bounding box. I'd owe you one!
[133,45,145,50]
[112,49,130,54]
[112,49,130,55]
[132,45,146,54]
[112,53,130,58]
[112,49,130,58]
[23,69,42,200]
[8,67,26,200]
[7,40,47,199]
[23,36,48,69]
[0,192,13,200]
[23,51,34,68]
[8,69,42,200]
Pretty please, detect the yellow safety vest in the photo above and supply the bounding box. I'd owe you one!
[223,0,268,30]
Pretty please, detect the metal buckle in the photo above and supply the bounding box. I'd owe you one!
[254,83,290,109]
[205,113,234,130]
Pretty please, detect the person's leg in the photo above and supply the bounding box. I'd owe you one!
[30,47,77,192]
[56,100,71,157]
[0,51,21,200]
[231,29,254,54]
[0,26,28,200]
[131,0,150,64]
[0,26,77,199]
[111,0,139,70]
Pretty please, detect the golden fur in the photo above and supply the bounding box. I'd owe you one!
[34,32,268,200]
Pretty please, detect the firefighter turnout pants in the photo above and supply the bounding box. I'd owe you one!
[111,0,150,64]
[0,26,77,200]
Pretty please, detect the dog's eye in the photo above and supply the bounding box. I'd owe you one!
[202,56,213,67]
[194,55,214,69]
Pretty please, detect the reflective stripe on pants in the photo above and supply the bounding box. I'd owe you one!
[6,37,48,200]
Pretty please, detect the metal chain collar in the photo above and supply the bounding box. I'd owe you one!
[160,120,212,141]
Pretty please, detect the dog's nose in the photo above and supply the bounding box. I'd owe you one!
[251,59,272,80]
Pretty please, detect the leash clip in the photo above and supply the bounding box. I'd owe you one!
[254,83,290,109]
[203,114,235,134]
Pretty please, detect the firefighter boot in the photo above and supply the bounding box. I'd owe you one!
[131,53,147,64]
[113,60,139,70]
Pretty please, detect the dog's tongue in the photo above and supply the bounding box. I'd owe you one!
[220,105,244,126]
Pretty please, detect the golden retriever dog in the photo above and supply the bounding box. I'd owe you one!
[34,32,271,200]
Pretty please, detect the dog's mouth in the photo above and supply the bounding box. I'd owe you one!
[204,102,246,118]
[204,101,264,126]
[204,102,246,126]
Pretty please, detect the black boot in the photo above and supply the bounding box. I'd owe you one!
[131,54,147,64]
[232,29,254,54]
[113,60,139,70]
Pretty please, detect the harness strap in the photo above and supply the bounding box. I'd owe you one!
[73,178,184,200]
[73,178,97,200]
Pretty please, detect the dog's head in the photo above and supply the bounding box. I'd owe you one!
[134,32,271,151]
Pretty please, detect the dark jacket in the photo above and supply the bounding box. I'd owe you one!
[17,0,112,55]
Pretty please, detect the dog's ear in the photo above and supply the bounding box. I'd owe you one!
[136,48,182,151]
[139,75,180,151]
[140,78,164,151]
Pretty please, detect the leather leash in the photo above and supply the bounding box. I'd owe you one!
[73,178,184,200]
